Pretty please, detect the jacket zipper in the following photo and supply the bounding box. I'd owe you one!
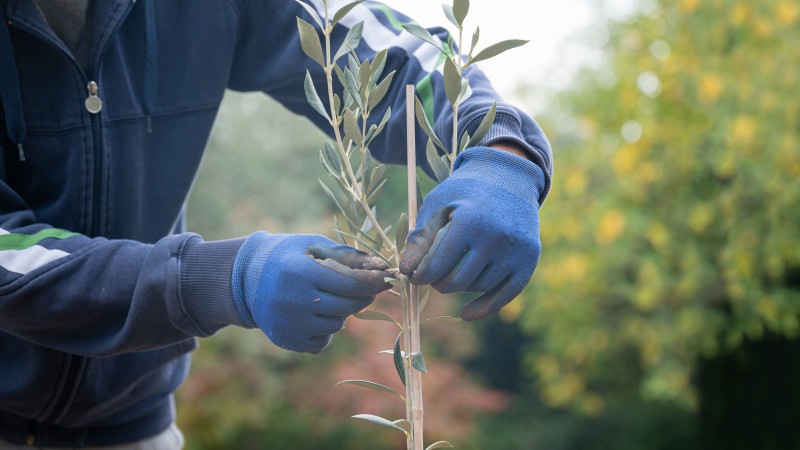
[86,81,104,237]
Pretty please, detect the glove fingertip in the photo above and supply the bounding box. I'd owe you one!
[459,274,517,321]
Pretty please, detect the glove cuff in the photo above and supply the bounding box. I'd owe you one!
[179,235,248,336]
[452,146,546,208]
[231,231,288,328]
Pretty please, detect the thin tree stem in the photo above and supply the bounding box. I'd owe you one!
[405,84,424,450]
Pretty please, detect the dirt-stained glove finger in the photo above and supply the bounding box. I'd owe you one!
[399,205,455,277]
[458,274,520,321]
[306,245,391,292]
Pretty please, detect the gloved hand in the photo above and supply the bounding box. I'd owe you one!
[232,231,391,353]
[399,146,546,321]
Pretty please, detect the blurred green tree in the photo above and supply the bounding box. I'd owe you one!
[512,0,800,447]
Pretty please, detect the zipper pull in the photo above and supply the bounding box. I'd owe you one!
[85,81,103,114]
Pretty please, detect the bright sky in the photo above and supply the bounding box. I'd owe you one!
[380,0,641,112]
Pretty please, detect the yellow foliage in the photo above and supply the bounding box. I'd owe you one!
[588,330,610,351]
[523,0,800,413]
[612,144,640,175]
[688,204,713,233]
[595,210,627,244]
[731,115,757,146]
[755,298,779,323]
[680,0,701,12]
[543,374,585,408]
[754,18,772,38]
[698,74,724,102]
[731,3,750,24]
[777,1,799,25]
[536,355,560,380]
[565,170,588,195]
[499,297,524,322]
[562,253,589,282]
[579,393,606,417]
[647,222,669,249]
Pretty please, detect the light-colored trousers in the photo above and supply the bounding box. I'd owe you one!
[0,424,183,450]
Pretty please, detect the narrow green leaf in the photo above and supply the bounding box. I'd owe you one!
[334,21,364,62]
[396,213,409,253]
[421,315,462,325]
[332,0,366,26]
[343,109,362,147]
[369,164,385,192]
[339,226,383,254]
[394,331,406,386]
[442,4,459,28]
[331,203,383,250]
[304,71,330,121]
[410,351,428,373]
[333,215,348,245]
[467,102,497,148]
[360,150,372,193]
[419,288,430,313]
[353,310,402,329]
[415,96,446,152]
[337,380,404,401]
[319,179,345,214]
[416,178,424,213]
[294,0,323,29]
[367,178,387,204]
[470,26,480,58]
[453,0,469,26]
[334,65,346,88]
[324,140,342,172]
[469,39,529,65]
[297,18,325,67]
[333,93,342,117]
[369,70,395,109]
[368,107,392,145]
[427,139,450,183]
[343,68,364,110]
[338,229,389,262]
[459,130,471,154]
[369,49,388,86]
[359,59,371,96]
[360,214,374,234]
[379,349,405,357]
[364,149,373,176]
[347,53,361,80]
[443,57,461,108]
[345,196,359,224]
[365,124,378,146]
[319,150,347,192]
[459,78,470,102]
[401,23,444,53]
[352,414,408,435]
[393,420,412,436]
[426,441,454,449]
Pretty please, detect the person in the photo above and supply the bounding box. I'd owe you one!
[0,0,552,447]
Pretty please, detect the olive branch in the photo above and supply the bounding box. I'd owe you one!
[295,1,526,448]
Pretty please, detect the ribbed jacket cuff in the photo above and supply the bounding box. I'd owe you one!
[452,146,546,208]
[179,236,249,336]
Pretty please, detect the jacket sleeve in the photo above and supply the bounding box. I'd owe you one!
[227,0,553,200]
[0,165,248,357]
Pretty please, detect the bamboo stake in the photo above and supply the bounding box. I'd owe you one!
[405,84,424,450]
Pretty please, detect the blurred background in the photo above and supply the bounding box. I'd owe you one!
[175,0,800,448]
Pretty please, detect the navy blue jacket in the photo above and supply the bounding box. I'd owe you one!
[0,0,552,446]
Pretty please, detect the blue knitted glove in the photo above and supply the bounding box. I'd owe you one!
[400,146,545,321]
[232,232,390,353]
